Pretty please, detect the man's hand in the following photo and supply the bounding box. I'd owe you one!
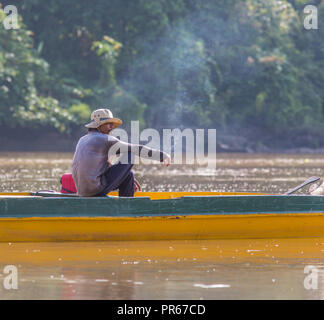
[163,154,171,167]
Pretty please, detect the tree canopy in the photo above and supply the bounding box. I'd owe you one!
[0,0,323,149]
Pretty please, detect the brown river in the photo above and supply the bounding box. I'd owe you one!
[1,152,324,300]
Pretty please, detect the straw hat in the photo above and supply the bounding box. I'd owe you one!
[85,108,122,129]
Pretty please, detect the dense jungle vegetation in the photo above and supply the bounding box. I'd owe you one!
[0,0,323,150]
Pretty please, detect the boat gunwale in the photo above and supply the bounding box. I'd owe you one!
[2,211,324,220]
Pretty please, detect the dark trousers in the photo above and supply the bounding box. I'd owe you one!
[95,153,135,197]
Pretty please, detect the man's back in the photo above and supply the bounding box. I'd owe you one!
[72,131,111,196]
[72,128,169,197]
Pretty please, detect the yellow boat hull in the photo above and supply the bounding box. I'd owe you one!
[1,191,324,241]
[1,212,324,242]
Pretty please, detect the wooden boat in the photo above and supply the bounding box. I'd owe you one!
[1,190,324,242]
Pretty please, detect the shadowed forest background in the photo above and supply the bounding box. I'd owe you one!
[0,0,323,152]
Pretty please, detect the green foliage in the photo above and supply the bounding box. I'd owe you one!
[91,36,122,88]
[0,7,73,131]
[68,103,91,123]
[0,0,324,146]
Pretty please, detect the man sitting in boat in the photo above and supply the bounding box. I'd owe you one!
[72,108,171,197]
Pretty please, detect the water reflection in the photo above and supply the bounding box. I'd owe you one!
[1,152,324,193]
[1,152,324,299]
[1,239,324,300]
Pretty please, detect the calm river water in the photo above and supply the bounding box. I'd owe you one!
[1,152,324,299]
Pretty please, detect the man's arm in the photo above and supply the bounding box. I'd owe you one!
[107,136,170,165]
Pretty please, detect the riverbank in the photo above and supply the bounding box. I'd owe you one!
[216,129,324,154]
[1,127,324,154]
[0,128,79,152]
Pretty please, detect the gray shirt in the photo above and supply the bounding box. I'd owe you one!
[72,131,166,196]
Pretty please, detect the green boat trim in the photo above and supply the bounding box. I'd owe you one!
[1,194,324,218]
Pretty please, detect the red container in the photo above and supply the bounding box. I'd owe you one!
[60,173,77,194]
